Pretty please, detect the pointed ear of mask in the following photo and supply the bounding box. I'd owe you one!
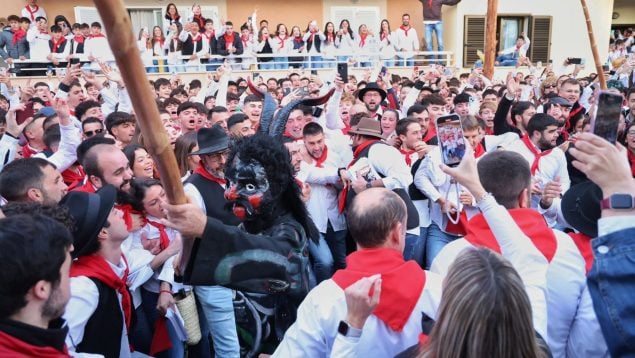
[247,78,277,135]
[269,88,336,139]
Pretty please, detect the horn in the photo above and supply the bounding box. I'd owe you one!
[268,88,336,138]
[247,78,277,135]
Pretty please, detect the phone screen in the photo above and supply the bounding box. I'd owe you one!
[337,62,348,83]
[15,102,35,125]
[592,91,623,144]
[436,114,466,167]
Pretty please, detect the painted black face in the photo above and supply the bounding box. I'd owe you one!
[224,156,271,220]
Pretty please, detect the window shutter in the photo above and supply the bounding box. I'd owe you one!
[529,16,552,63]
[74,7,103,26]
[463,16,485,67]
[330,6,380,35]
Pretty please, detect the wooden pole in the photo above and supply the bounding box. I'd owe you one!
[580,0,607,90]
[91,0,192,267]
[483,0,499,80]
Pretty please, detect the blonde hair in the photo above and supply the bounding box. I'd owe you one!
[479,101,497,114]
[418,248,545,358]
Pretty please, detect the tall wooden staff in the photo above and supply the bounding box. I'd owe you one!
[91,1,192,262]
[580,0,607,90]
[483,0,499,80]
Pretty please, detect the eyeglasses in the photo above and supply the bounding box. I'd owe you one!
[627,131,635,137]
[84,128,104,137]
[206,150,230,162]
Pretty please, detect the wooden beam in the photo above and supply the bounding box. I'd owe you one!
[484,0,499,80]
[580,0,607,90]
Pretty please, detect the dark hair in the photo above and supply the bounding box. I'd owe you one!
[154,78,171,91]
[104,111,135,134]
[82,117,104,131]
[227,113,250,129]
[43,124,61,149]
[43,114,59,131]
[421,93,446,107]
[338,19,354,39]
[0,214,73,319]
[526,113,559,138]
[164,3,180,20]
[0,158,53,202]
[50,25,62,33]
[129,177,162,212]
[77,136,117,176]
[348,189,407,248]
[170,87,188,98]
[407,104,427,117]
[123,144,147,171]
[226,92,241,103]
[208,105,229,119]
[7,15,20,23]
[396,118,419,136]
[482,88,499,99]
[174,132,198,176]
[189,79,202,90]
[478,151,532,209]
[91,22,102,29]
[453,92,471,105]
[75,100,101,121]
[162,97,181,109]
[302,122,324,137]
[2,202,75,232]
[626,87,635,100]
[511,101,535,122]
[20,17,31,24]
[244,94,263,105]
[177,101,198,116]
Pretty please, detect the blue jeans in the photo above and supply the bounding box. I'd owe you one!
[274,56,288,69]
[324,223,347,270]
[337,56,349,64]
[259,61,275,70]
[205,59,222,72]
[383,59,395,67]
[309,234,334,283]
[404,233,425,268]
[425,22,444,55]
[194,285,239,358]
[496,54,518,66]
[425,222,460,269]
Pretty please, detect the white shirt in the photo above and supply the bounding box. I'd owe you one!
[83,36,115,69]
[272,271,443,357]
[21,5,47,26]
[64,257,131,358]
[394,26,420,59]
[26,27,50,60]
[33,122,81,172]
[363,142,413,190]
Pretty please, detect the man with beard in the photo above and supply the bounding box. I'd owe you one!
[544,96,573,144]
[0,214,73,356]
[73,137,133,194]
[182,125,242,357]
[505,114,570,225]
[558,78,585,124]
[358,83,386,121]
[0,158,68,205]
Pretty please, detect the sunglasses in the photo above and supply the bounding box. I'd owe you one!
[84,128,104,137]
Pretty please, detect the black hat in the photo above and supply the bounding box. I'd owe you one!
[190,126,229,155]
[561,181,602,238]
[357,82,387,102]
[548,96,574,108]
[60,185,117,259]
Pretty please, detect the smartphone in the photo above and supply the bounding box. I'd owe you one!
[568,57,582,65]
[70,57,80,65]
[310,69,318,76]
[591,91,623,144]
[436,114,466,168]
[337,62,348,83]
[380,66,387,77]
[15,101,35,125]
[283,87,292,96]
[312,107,323,118]
[602,64,610,72]
[520,85,532,101]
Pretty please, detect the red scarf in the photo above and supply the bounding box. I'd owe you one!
[191,33,201,43]
[326,33,334,43]
[12,29,26,45]
[153,36,164,48]
[484,127,493,135]
[474,142,486,158]
[428,0,433,6]
[146,219,171,251]
[51,37,66,53]
[314,145,329,168]
[568,232,593,274]
[309,31,316,43]
[115,203,139,232]
[194,162,227,185]
[359,34,368,47]
[193,14,204,29]
[338,139,380,213]
[241,34,249,47]
[89,33,105,39]
[25,5,39,21]
[399,148,416,167]
[70,254,133,330]
[0,330,69,357]
[21,144,36,158]
[332,248,426,332]
[399,25,411,37]
[72,179,96,193]
[224,32,235,49]
[422,127,437,143]
[73,34,85,44]
[463,209,557,263]
[62,166,85,188]
[521,134,553,175]
[277,35,287,49]
[628,149,635,178]
[444,211,469,236]
[380,32,388,42]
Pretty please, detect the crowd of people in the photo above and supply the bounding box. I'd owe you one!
[1,1,635,358]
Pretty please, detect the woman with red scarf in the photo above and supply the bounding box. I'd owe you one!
[321,21,337,68]
[378,19,397,67]
[354,24,374,67]
[162,3,181,36]
[271,23,290,69]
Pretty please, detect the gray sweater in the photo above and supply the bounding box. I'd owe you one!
[0,28,30,60]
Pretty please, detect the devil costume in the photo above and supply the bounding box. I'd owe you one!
[179,83,334,354]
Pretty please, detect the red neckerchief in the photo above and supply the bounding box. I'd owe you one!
[338,139,380,213]
[422,127,437,143]
[332,248,426,332]
[277,35,287,49]
[445,211,469,236]
[12,29,26,45]
[202,31,214,41]
[295,177,303,189]
[399,25,411,37]
[380,32,388,42]
[51,37,66,53]
[0,330,69,357]
[359,33,368,47]
[241,34,249,47]
[153,36,164,48]
[326,33,334,43]
[145,219,171,251]
[73,34,85,44]
[191,33,202,43]
[428,0,433,7]
[484,127,493,135]
[314,145,329,168]
[399,148,416,167]
[341,123,351,135]
[62,166,85,188]
[293,36,303,46]
[72,179,96,193]
[568,103,584,122]
[223,32,235,49]
[474,142,486,158]
[25,5,39,21]
[194,162,227,185]
[193,14,204,29]
[89,33,105,39]
[115,203,138,232]
[39,29,48,35]
[21,144,36,158]
[463,209,557,262]
[521,134,553,175]
[629,149,635,178]
[568,232,593,274]
[70,254,133,330]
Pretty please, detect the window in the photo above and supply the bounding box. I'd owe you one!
[498,16,527,52]
[74,6,102,26]
[330,6,381,35]
[128,8,163,37]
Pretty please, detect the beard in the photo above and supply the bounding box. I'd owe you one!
[365,102,379,112]
[537,136,555,151]
[42,283,66,320]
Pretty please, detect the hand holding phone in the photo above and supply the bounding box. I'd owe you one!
[591,91,623,144]
[436,114,466,167]
[337,62,348,84]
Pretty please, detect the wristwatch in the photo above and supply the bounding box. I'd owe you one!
[338,320,363,338]
[600,193,635,210]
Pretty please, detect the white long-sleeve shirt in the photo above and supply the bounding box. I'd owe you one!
[394,26,420,59]
[499,36,531,57]
[26,27,51,61]
[33,121,81,172]
[362,142,413,190]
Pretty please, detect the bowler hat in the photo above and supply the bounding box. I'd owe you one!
[60,185,117,259]
[190,126,229,155]
[357,82,387,102]
[561,180,602,238]
[348,118,383,139]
